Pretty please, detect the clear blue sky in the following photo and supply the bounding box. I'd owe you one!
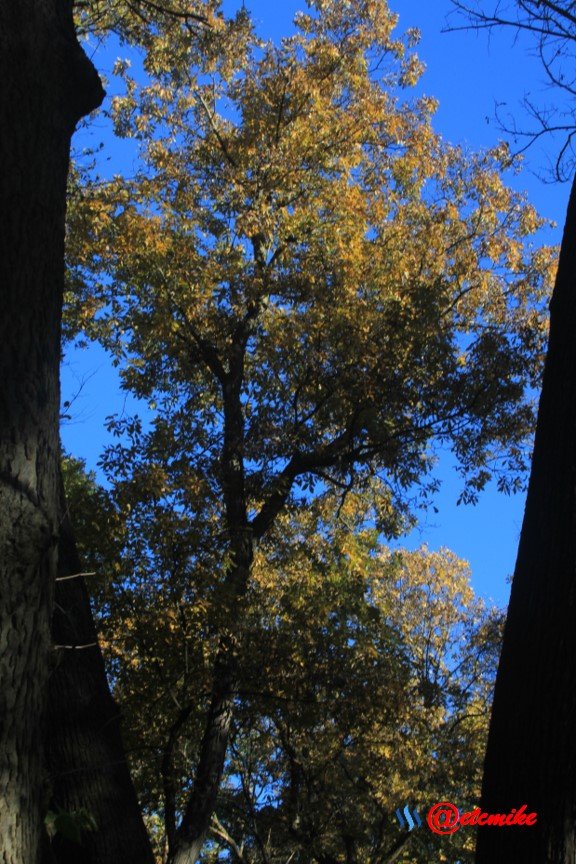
[63,0,572,608]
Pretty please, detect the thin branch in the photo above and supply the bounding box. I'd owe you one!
[374,831,411,864]
[162,702,196,853]
[196,90,238,169]
[53,642,99,650]
[55,571,96,582]
[170,299,228,385]
[210,813,246,862]
[130,0,209,24]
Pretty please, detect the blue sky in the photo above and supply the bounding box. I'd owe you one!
[63,0,572,608]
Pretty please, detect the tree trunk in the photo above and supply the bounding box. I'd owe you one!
[0,4,103,862]
[169,556,253,864]
[168,366,253,864]
[44,480,155,864]
[169,630,240,864]
[476,173,576,863]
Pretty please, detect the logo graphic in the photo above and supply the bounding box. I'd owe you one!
[427,802,460,835]
[395,804,422,831]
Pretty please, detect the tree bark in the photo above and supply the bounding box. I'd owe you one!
[44,481,155,864]
[0,4,103,862]
[476,173,576,863]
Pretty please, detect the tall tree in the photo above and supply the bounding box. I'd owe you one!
[63,457,504,864]
[0,4,103,862]
[44,473,155,864]
[82,478,502,864]
[474,176,576,863]
[0,2,214,861]
[40,6,248,862]
[66,1,554,859]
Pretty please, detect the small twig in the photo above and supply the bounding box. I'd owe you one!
[55,571,96,582]
[53,642,99,650]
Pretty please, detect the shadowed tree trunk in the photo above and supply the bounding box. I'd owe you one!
[44,479,155,864]
[168,367,254,864]
[476,174,576,862]
[0,4,103,861]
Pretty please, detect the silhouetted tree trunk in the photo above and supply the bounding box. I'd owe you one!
[476,174,576,862]
[0,4,103,861]
[169,370,254,864]
[44,480,155,864]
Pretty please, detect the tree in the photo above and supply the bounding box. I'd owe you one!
[0,2,231,862]
[65,462,502,864]
[44,470,156,864]
[64,1,554,860]
[444,3,576,861]
[47,7,257,863]
[0,4,104,862]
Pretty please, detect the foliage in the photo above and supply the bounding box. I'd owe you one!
[73,0,255,96]
[67,0,554,519]
[62,454,124,572]
[64,460,502,864]
[64,0,552,857]
[45,806,98,845]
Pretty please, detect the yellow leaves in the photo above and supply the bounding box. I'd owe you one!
[112,57,131,77]
[88,482,497,860]
[63,3,553,847]
[400,53,426,87]
[74,0,552,432]
[519,201,543,235]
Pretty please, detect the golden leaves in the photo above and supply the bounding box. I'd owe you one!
[63,6,552,852]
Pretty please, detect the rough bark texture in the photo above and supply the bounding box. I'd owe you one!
[476,174,576,863]
[0,4,103,862]
[44,483,155,864]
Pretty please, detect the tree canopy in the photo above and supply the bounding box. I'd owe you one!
[61,0,555,860]
[68,0,553,516]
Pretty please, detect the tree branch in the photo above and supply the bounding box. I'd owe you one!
[162,703,196,853]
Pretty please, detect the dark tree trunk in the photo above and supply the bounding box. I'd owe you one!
[0,4,103,862]
[45,481,155,864]
[169,371,253,864]
[169,549,253,864]
[169,630,240,864]
[476,174,576,863]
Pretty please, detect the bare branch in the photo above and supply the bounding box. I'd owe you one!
[55,571,96,582]
[446,0,576,178]
[210,813,246,862]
